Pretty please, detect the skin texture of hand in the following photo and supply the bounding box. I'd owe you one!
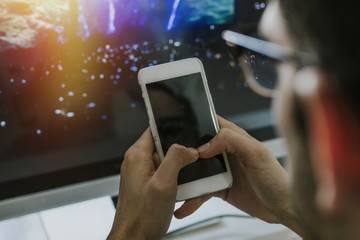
[107,128,199,240]
[174,117,304,235]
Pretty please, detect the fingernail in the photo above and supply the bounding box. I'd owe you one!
[197,142,210,153]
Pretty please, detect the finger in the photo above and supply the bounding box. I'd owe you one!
[131,128,155,153]
[154,144,199,185]
[174,194,212,219]
[218,116,252,137]
[122,128,155,174]
[198,127,265,164]
[153,152,161,169]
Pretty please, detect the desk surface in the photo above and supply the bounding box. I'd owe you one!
[0,196,300,240]
[0,138,297,240]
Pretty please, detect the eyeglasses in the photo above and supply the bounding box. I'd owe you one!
[222,30,317,98]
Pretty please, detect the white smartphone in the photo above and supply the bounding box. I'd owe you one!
[138,58,232,201]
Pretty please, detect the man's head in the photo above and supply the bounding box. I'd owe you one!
[258,0,360,238]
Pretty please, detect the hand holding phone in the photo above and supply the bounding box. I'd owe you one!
[138,58,232,200]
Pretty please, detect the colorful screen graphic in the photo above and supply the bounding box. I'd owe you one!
[0,0,235,50]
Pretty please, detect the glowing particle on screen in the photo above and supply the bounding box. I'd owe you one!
[115,74,120,80]
[83,60,88,64]
[206,50,213,59]
[0,121,6,127]
[68,91,74,97]
[129,54,135,60]
[30,67,35,72]
[229,61,236,68]
[104,54,109,59]
[35,129,42,135]
[82,93,88,98]
[102,58,107,64]
[210,25,215,30]
[113,80,118,85]
[142,49,150,55]
[90,75,95,80]
[125,59,129,64]
[169,53,175,61]
[82,69,88,74]
[51,64,55,69]
[110,74,114,80]
[10,78,14,83]
[106,44,110,50]
[99,74,105,79]
[169,39,174,44]
[130,102,136,108]
[255,2,266,10]
[54,109,63,115]
[163,45,169,50]
[61,83,66,88]
[66,112,75,118]
[97,47,103,53]
[214,53,222,59]
[59,97,64,102]
[143,41,149,46]
[152,60,158,65]
[101,115,108,120]
[58,64,63,71]
[117,68,122,73]
[88,102,96,108]
[130,66,138,72]
[21,79,27,84]
[174,41,181,47]
[133,44,139,50]
[87,56,92,61]
[45,70,50,76]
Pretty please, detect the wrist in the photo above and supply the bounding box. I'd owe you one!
[107,219,147,240]
[280,208,320,239]
[107,229,147,240]
[281,208,305,237]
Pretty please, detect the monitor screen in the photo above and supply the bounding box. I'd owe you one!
[0,0,270,219]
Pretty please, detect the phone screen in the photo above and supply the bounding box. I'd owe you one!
[146,72,227,184]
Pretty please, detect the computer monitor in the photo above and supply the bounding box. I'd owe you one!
[0,0,271,220]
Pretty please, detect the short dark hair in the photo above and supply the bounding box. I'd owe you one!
[280,0,360,111]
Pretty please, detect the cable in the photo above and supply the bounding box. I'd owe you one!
[165,214,255,237]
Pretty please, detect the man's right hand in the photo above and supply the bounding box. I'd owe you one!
[175,116,298,229]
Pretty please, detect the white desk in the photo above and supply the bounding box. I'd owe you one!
[0,196,300,240]
[0,138,295,240]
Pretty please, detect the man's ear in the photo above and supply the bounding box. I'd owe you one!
[293,67,360,215]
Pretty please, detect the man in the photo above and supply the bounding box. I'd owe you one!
[107,0,360,239]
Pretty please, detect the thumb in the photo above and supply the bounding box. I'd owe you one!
[174,194,212,219]
[154,144,199,185]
